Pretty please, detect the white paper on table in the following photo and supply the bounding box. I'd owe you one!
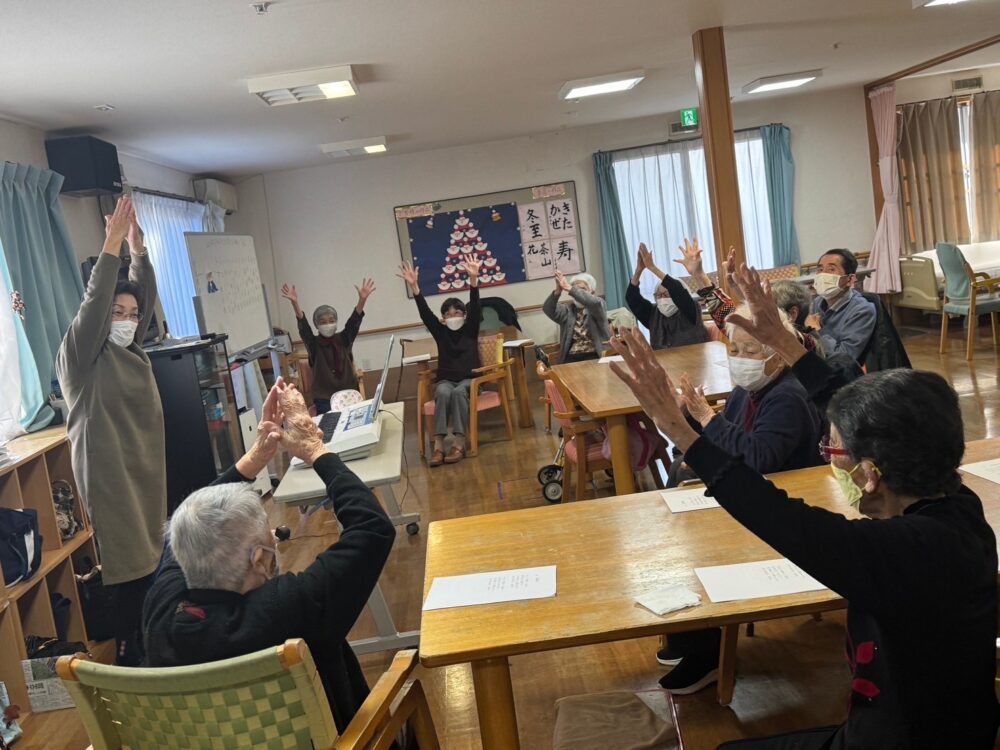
[599,355,624,363]
[695,559,826,603]
[635,584,702,616]
[661,488,720,513]
[960,458,1000,485]
[503,339,532,348]
[422,565,556,611]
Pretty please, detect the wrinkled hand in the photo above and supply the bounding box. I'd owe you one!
[638,243,655,271]
[554,270,571,292]
[103,196,134,247]
[278,382,326,463]
[726,264,805,361]
[678,373,714,427]
[459,254,481,278]
[397,262,420,292]
[635,244,647,271]
[281,283,299,304]
[721,246,738,280]
[126,213,145,253]
[355,277,376,302]
[674,238,703,276]
[236,380,286,477]
[608,327,699,451]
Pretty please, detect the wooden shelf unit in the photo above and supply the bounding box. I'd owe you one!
[0,428,99,715]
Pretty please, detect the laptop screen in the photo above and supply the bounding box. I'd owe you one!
[368,334,395,417]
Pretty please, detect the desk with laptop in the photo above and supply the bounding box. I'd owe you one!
[275,335,420,654]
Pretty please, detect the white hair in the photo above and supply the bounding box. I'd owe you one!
[725,303,796,356]
[169,483,269,591]
[571,273,597,293]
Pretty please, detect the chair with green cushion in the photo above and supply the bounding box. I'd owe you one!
[56,640,439,750]
[937,242,1000,361]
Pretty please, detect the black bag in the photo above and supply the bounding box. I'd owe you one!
[24,635,87,659]
[75,559,114,642]
[0,507,42,585]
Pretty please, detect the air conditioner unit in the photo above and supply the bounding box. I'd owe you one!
[951,75,983,93]
[193,178,238,214]
[669,121,701,139]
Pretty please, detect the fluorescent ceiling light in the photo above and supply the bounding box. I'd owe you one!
[913,0,971,6]
[559,70,645,100]
[320,137,387,158]
[742,69,822,95]
[247,65,357,106]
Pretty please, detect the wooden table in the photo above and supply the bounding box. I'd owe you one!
[503,339,535,428]
[552,341,732,495]
[419,437,1000,749]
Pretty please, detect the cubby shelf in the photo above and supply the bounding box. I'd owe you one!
[0,427,101,721]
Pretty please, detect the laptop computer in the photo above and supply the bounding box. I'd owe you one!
[322,335,395,461]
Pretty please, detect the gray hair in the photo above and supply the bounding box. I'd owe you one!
[312,304,338,326]
[169,483,269,591]
[571,273,597,293]
[725,302,796,356]
[770,280,811,327]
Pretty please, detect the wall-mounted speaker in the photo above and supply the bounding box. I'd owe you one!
[45,136,122,196]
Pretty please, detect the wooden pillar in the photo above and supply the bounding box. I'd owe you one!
[692,27,745,291]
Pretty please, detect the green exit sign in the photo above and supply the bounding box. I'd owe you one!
[680,108,699,128]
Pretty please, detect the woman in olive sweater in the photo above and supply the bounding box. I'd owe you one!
[608,270,999,749]
[56,196,163,666]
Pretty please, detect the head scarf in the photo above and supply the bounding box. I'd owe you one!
[312,304,338,326]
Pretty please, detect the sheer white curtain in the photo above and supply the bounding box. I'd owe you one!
[132,191,225,337]
[613,132,774,300]
[0,266,24,442]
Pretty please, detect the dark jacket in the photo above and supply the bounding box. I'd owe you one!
[299,309,364,399]
[685,437,999,749]
[142,454,395,734]
[697,370,822,475]
[811,289,876,363]
[858,291,911,372]
[481,296,521,331]
[625,276,707,350]
[415,286,481,383]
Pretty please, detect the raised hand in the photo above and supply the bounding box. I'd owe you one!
[608,327,699,451]
[721,246,738,280]
[355,277,376,302]
[674,238,704,276]
[278,383,326,464]
[554,270,571,292]
[678,373,714,427]
[726,264,805,365]
[102,196,134,256]
[397,261,420,294]
[638,242,655,271]
[126,212,145,254]
[280,283,299,304]
[236,380,286,478]
[459,254,481,278]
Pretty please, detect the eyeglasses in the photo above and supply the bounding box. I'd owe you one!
[111,310,143,323]
[818,436,850,463]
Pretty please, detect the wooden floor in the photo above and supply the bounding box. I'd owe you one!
[23,321,1000,749]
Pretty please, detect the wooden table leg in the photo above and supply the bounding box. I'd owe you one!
[606,414,635,495]
[716,623,740,705]
[471,656,521,750]
[513,352,534,428]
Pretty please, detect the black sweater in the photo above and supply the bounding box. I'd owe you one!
[415,285,481,382]
[625,276,707,350]
[685,437,999,749]
[142,454,396,733]
[298,309,364,399]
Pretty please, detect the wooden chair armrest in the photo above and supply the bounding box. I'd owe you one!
[973,276,1000,294]
[334,650,418,749]
[472,359,512,375]
[471,365,512,391]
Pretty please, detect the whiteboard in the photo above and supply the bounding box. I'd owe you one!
[185,233,271,355]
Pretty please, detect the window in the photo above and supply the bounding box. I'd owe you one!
[612,131,774,302]
[957,101,975,235]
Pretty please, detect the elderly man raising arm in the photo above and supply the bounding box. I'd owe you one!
[142,378,396,734]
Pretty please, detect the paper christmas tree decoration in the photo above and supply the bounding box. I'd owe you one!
[436,210,507,292]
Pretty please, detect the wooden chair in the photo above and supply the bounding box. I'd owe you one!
[416,333,515,457]
[936,242,1000,360]
[57,641,439,750]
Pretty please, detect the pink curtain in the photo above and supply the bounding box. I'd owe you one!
[868,85,902,294]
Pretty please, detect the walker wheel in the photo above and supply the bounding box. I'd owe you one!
[406,522,420,536]
[543,480,563,503]
[538,464,562,484]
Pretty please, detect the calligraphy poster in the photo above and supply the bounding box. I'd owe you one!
[395,181,584,297]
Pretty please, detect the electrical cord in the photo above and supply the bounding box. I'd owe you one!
[379,408,413,512]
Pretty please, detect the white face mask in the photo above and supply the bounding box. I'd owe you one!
[812,273,844,300]
[317,323,337,337]
[108,320,138,348]
[656,297,679,317]
[728,354,778,392]
[444,316,465,331]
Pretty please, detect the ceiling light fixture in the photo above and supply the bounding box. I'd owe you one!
[742,69,822,95]
[913,0,971,7]
[558,70,645,100]
[320,137,387,158]
[247,65,357,106]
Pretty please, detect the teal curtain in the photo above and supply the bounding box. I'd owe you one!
[760,125,800,267]
[593,151,631,309]
[0,163,85,429]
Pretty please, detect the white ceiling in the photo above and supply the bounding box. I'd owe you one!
[1,0,998,178]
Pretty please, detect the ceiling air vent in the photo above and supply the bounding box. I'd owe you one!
[669,121,700,139]
[952,75,983,93]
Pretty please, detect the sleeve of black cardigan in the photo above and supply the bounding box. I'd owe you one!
[283,453,396,643]
[624,282,654,327]
[414,292,445,336]
[791,350,844,404]
[341,308,365,349]
[661,275,700,325]
[683,436,951,617]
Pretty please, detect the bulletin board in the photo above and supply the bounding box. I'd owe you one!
[394,181,584,298]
